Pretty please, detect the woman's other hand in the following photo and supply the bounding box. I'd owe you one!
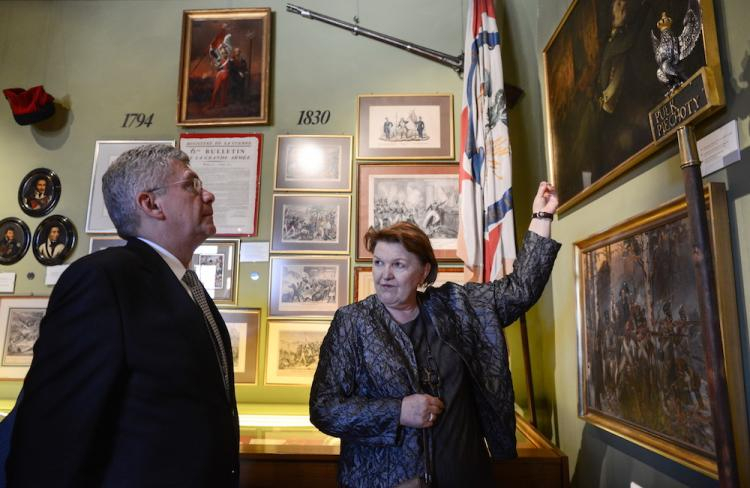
[400,394,445,429]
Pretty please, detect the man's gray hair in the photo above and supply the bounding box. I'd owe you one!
[102,144,189,237]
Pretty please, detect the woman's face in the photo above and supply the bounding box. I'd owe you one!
[372,240,430,311]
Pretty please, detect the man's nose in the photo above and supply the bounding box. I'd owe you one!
[202,188,215,203]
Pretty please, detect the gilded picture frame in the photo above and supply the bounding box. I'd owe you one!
[264,319,329,386]
[356,94,454,160]
[274,135,353,192]
[574,183,748,478]
[270,193,351,254]
[177,8,271,126]
[543,0,724,212]
[219,308,260,385]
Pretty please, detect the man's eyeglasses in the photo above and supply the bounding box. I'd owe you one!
[145,177,203,194]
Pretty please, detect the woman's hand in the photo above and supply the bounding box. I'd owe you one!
[400,394,444,429]
[528,181,558,238]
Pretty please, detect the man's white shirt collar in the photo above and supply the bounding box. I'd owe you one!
[137,237,188,281]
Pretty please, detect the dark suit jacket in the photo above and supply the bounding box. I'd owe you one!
[7,238,239,487]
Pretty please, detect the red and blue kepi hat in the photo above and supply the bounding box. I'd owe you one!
[3,86,55,125]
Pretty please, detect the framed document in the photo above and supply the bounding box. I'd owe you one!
[191,239,239,305]
[265,319,329,386]
[268,256,349,318]
[86,140,175,233]
[270,194,351,254]
[274,135,352,191]
[219,308,260,384]
[180,133,262,236]
[0,296,48,379]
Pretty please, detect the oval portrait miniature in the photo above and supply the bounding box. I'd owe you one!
[0,217,31,265]
[18,168,61,217]
[32,215,77,266]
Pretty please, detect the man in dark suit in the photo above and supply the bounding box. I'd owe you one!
[7,144,239,487]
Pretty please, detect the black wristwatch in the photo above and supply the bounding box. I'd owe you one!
[532,211,554,220]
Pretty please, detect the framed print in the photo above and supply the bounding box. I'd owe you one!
[356,94,454,160]
[219,308,260,384]
[86,140,175,233]
[180,133,262,236]
[357,163,459,261]
[0,218,31,265]
[18,168,60,217]
[575,183,748,478]
[89,236,126,254]
[177,8,271,126]
[32,215,77,266]
[268,256,350,318]
[353,266,465,302]
[265,319,329,386]
[191,239,239,305]
[270,194,351,254]
[274,135,353,191]
[0,296,48,379]
[543,0,724,212]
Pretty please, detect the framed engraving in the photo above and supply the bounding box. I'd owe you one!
[543,0,724,211]
[353,266,466,302]
[270,194,351,254]
[575,183,748,478]
[268,256,349,318]
[191,239,239,305]
[356,94,454,160]
[86,140,175,233]
[0,296,48,379]
[88,236,126,254]
[18,168,61,218]
[265,319,329,386]
[274,135,352,192]
[177,8,271,126]
[0,218,31,265]
[32,215,77,266]
[219,308,260,384]
[357,163,460,261]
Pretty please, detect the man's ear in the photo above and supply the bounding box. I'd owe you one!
[136,192,166,220]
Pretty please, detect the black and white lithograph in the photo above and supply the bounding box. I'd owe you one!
[224,321,247,372]
[368,105,441,149]
[277,329,325,376]
[197,253,224,290]
[279,264,338,312]
[285,144,341,182]
[281,203,339,244]
[369,174,459,249]
[2,307,43,366]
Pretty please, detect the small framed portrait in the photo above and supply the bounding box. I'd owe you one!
[218,308,260,384]
[274,135,353,192]
[356,94,454,160]
[32,215,77,266]
[89,236,127,254]
[0,217,31,265]
[270,194,351,254]
[353,266,466,302]
[18,168,61,217]
[0,296,48,379]
[265,319,330,386]
[191,239,239,305]
[177,8,271,126]
[357,163,460,261]
[268,256,350,318]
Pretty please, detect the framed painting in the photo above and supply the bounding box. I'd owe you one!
[356,94,454,160]
[357,163,459,261]
[180,133,262,237]
[18,168,60,217]
[574,183,748,478]
[191,239,239,305]
[274,135,353,192]
[353,266,465,302]
[0,218,31,265]
[86,140,175,233]
[89,236,126,254]
[32,215,77,266]
[265,319,329,386]
[177,8,271,126]
[268,256,349,318]
[543,0,723,212]
[270,194,351,254]
[219,308,260,384]
[0,296,48,379]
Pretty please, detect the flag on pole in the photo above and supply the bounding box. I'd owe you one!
[457,0,516,283]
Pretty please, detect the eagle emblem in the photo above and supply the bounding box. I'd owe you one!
[650,3,702,93]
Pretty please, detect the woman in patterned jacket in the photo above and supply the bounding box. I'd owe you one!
[310,182,561,487]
